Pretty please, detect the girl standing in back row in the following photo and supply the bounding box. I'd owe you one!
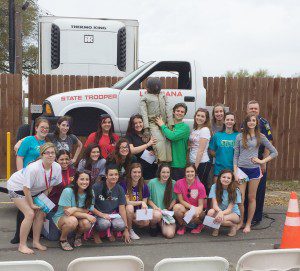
[234,113,278,233]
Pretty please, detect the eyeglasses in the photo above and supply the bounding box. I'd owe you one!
[43,151,56,156]
[187,188,191,198]
[40,126,49,131]
[120,146,129,150]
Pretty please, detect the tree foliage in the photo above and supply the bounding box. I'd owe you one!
[0,0,39,76]
[225,68,273,78]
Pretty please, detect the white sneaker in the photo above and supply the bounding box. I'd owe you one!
[129,229,140,240]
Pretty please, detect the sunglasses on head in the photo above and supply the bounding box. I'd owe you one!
[187,188,191,198]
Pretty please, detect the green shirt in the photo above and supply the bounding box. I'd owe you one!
[161,122,190,168]
[148,178,177,209]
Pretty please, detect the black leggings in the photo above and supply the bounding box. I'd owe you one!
[197,162,212,194]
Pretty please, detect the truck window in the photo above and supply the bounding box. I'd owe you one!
[112,61,154,90]
[128,61,192,90]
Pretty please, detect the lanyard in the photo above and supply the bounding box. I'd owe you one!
[42,163,53,189]
[62,169,70,187]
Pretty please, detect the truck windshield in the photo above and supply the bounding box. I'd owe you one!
[112,61,154,90]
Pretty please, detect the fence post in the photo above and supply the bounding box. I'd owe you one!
[6,132,11,179]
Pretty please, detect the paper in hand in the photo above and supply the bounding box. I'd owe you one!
[33,193,55,213]
[183,206,196,224]
[136,209,153,221]
[140,149,156,164]
[203,215,221,229]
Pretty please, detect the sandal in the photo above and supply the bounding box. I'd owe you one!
[74,236,82,247]
[59,240,73,251]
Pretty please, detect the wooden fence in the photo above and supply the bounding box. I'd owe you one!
[0,74,22,178]
[0,74,299,180]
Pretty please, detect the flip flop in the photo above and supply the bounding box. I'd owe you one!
[59,240,73,251]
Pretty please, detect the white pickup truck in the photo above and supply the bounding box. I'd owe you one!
[25,60,206,138]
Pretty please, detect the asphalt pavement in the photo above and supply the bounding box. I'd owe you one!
[0,184,286,271]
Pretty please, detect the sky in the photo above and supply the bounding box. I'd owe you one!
[37,0,300,77]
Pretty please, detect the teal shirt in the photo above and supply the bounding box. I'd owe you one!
[209,131,238,175]
[209,184,241,215]
[161,122,190,168]
[17,136,45,167]
[148,178,177,209]
[52,187,94,225]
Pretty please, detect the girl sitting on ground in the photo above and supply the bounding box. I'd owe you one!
[147,163,177,238]
[120,163,151,240]
[207,169,241,237]
[78,143,106,183]
[52,171,96,251]
[92,163,131,244]
[173,164,206,235]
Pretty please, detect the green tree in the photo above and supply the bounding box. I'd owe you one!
[235,69,250,78]
[252,69,269,77]
[0,0,39,76]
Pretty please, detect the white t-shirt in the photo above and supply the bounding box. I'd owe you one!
[189,127,211,163]
[7,159,62,196]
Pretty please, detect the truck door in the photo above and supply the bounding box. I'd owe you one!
[118,61,196,133]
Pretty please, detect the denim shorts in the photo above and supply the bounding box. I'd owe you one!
[8,190,25,200]
[239,167,261,180]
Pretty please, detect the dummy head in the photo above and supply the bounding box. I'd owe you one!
[146,77,162,94]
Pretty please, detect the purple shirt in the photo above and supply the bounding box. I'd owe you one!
[120,182,150,210]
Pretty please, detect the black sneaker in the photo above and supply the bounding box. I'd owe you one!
[149,226,158,237]
[10,236,20,244]
[251,220,261,227]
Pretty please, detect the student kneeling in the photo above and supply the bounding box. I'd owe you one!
[92,164,131,243]
[173,164,206,235]
[52,171,96,251]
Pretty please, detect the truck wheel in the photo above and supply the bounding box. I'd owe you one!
[66,108,107,137]
[16,124,31,141]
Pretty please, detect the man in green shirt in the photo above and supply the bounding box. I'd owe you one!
[156,103,190,180]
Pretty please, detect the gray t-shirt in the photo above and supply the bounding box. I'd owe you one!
[78,159,106,181]
[234,133,278,168]
[47,133,78,153]
[93,182,126,214]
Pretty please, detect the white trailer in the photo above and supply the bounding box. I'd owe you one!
[39,16,139,76]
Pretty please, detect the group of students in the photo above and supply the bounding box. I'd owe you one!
[6,98,278,254]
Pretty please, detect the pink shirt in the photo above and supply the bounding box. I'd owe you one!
[174,178,207,207]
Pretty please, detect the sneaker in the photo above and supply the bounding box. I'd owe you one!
[129,229,140,240]
[149,226,158,237]
[191,224,204,234]
[176,226,186,235]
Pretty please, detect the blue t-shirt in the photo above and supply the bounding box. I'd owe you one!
[209,131,239,175]
[52,187,94,225]
[17,136,45,167]
[208,183,241,215]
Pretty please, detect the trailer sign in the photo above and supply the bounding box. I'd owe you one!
[84,35,94,43]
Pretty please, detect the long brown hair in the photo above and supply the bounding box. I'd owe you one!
[215,169,236,205]
[126,163,144,201]
[212,103,225,125]
[221,111,238,132]
[54,116,72,139]
[157,163,173,208]
[193,108,211,130]
[94,114,116,145]
[107,138,132,174]
[241,113,261,148]
[126,114,144,136]
[71,171,94,209]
